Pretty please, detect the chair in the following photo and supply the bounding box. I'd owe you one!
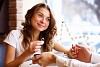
[0,43,6,67]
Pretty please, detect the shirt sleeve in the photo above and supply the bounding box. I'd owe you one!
[56,56,100,67]
[70,59,96,67]
[3,30,17,48]
[91,53,100,64]
[56,56,71,67]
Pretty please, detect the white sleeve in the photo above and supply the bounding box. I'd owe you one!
[56,56,100,67]
[70,59,98,67]
[91,53,100,64]
[56,56,71,67]
[3,30,17,48]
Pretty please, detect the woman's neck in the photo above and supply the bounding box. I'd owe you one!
[32,31,40,41]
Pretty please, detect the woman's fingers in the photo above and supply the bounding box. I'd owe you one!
[70,44,82,58]
[36,41,44,45]
[29,41,44,53]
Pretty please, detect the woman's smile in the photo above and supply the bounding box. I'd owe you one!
[37,23,44,28]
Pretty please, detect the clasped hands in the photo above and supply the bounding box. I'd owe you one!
[30,44,92,67]
[70,44,91,63]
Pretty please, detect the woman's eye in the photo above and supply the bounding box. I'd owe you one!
[38,14,43,17]
[47,18,50,22]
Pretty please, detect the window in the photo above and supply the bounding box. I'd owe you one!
[47,0,100,53]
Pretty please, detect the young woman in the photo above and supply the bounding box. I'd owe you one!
[4,3,75,67]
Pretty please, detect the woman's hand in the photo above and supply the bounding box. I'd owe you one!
[67,44,78,59]
[29,41,44,53]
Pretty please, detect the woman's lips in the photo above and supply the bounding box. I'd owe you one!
[37,23,44,28]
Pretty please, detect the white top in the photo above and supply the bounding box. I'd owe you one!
[3,30,39,67]
[56,53,100,67]
[3,30,57,67]
[4,30,24,57]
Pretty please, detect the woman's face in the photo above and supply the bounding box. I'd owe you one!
[31,8,50,32]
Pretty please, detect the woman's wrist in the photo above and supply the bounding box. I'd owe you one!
[26,48,35,55]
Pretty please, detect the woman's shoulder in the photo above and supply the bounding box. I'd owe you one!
[10,29,21,32]
[8,29,22,37]
[10,29,22,34]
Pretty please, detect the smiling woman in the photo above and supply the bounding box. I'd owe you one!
[3,3,57,67]
[3,2,76,67]
[2,3,63,67]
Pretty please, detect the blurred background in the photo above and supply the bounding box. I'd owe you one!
[45,0,100,54]
[0,0,100,67]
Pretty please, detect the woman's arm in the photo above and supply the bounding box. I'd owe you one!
[5,41,43,67]
[53,42,69,54]
[5,44,33,67]
[53,42,76,58]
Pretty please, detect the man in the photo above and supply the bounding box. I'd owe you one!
[32,45,100,67]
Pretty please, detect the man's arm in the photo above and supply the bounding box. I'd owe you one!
[32,52,100,67]
[56,56,100,67]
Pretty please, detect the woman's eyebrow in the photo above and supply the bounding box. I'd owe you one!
[37,12,42,14]
[38,12,50,18]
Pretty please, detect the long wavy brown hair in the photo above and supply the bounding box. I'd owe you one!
[21,3,57,52]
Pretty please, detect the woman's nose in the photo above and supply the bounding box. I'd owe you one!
[41,18,45,23]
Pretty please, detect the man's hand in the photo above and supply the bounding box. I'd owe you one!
[32,52,56,67]
[71,45,92,63]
